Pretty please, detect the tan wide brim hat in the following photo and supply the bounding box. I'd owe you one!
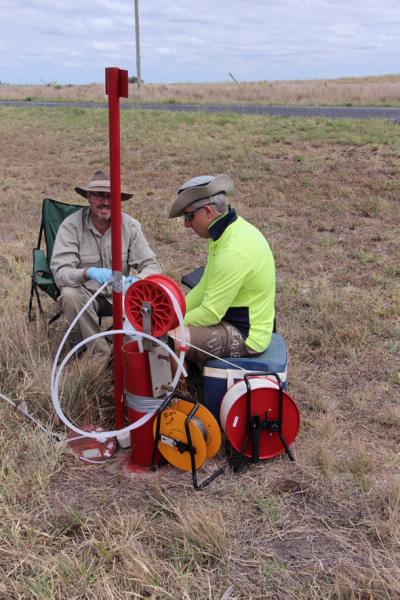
[75,170,133,201]
[169,174,234,218]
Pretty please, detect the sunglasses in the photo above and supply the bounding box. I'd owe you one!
[182,202,215,222]
[183,206,205,222]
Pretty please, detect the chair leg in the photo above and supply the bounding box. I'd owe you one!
[28,283,45,322]
[28,283,35,322]
[48,311,62,326]
[28,283,62,326]
[35,285,45,317]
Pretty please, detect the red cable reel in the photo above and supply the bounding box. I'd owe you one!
[124,274,186,336]
[220,377,300,460]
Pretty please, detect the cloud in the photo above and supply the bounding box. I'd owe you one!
[0,0,399,84]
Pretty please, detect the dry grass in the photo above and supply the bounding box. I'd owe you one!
[0,104,399,598]
[2,74,400,106]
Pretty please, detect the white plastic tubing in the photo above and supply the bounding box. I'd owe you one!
[51,280,187,443]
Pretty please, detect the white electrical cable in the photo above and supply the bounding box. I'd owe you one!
[0,391,63,441]
[48,282,111,444]
[0,391,17,408]
[52,329,186,442]
[50,277,188,444]
[169,334,248,372]
[51,282,110,394]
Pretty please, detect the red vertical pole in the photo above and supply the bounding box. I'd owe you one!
[105,67,129,429]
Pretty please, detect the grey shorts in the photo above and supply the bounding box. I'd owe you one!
[186,321,259,369]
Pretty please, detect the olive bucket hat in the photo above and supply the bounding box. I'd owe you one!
[169,174,234,218]
[75,170,133,201]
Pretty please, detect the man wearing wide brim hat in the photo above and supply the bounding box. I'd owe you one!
[51,170,160,356]
[75,170,133,202]
[168,174,276,369]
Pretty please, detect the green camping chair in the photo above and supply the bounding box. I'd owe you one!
[28,197,83,324]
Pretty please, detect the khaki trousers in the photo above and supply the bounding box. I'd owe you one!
[58,286,112,355]
[186,321,260,369]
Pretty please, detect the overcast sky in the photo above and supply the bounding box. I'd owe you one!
[1,0,399,85]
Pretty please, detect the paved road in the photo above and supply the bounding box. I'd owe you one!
[1,99,400,120]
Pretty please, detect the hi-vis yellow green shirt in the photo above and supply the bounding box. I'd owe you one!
[184,210,275,352]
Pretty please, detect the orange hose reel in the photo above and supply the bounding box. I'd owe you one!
[154,399,221,472]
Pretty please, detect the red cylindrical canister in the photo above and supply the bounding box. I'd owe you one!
[122,340,161,469]
[122,340,152,396]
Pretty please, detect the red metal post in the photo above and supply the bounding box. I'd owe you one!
[105,67,129,429]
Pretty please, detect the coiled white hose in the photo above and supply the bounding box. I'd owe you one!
[52,329,186,442]
[51,279,187,443]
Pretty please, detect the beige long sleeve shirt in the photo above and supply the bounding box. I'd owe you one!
[50,207,160,295]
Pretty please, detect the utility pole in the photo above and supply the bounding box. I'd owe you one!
[134,0,141,89]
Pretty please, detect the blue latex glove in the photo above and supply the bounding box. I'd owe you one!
[87,267,112,285]
[123,275,139,293]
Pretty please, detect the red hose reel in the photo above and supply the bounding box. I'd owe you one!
[124,274,186,336]
[220,376,300,461]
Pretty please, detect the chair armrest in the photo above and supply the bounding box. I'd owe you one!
[31,248,59,301]
[32,248,54,283]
